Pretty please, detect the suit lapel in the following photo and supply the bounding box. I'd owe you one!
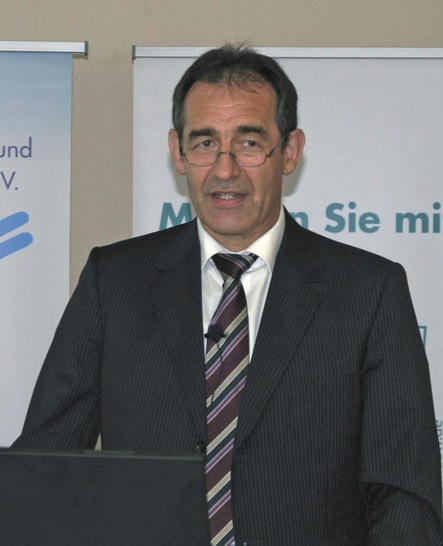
[150,221,207,439]
[235,213,323,448]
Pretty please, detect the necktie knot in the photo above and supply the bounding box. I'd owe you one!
[212,252,257,281]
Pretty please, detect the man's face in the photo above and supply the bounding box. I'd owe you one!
[169,81,305,251]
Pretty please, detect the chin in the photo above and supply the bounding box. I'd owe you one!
[209,221,247,236]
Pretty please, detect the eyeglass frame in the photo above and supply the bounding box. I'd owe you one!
[179,133,288,168]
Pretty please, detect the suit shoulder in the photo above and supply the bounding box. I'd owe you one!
[286,216,402,282]
[288,224,413,311]
[308,227,395,266]
[83,221,198,275]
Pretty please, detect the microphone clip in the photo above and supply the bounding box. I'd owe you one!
[204,324,225,343]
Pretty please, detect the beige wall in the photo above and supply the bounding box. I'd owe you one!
[1,0,442,288]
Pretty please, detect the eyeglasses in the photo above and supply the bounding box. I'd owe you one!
[180,134,287,168]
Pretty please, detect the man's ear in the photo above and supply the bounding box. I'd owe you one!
[283,129,305,176]
[168,129,187,175]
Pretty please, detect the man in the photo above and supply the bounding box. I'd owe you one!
[14,45,442,545]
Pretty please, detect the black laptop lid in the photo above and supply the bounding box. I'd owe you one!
[0,449,209,546]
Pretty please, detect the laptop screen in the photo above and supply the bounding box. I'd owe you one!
[0,449,209,546]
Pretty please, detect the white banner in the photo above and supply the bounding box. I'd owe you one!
[133,48,443,466]
[0,46,83,446]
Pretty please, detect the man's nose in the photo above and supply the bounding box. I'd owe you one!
[211,151,241,178]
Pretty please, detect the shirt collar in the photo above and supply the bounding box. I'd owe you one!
[198,206,285,272]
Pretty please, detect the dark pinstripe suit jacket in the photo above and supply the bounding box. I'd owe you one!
[15,210,442,545]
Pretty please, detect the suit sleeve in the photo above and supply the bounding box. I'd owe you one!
[12,248,103,449]
[358,263,443,544]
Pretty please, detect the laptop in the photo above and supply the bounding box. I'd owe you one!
[0,449,210,546]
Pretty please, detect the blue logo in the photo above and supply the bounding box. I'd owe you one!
[159,202,192,230]
[0,212,33,259]
[436,420,442,462]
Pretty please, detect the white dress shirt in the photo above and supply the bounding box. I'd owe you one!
[198,206,285,357]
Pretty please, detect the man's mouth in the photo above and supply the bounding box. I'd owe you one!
[213,192,243,200]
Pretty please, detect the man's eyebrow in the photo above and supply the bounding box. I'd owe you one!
[236,125,268,136]
[186,125,268,140]
[188,128,216,140]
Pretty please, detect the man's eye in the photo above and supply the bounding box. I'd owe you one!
[195,140,214,149]
[241,140,263,149]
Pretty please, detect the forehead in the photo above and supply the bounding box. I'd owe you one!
[182,81,278,135]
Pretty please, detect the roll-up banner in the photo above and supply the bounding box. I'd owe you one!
[0,41,87,446]
[133,47,443,469]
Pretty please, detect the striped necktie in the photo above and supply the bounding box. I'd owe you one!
[205,252,257,546]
